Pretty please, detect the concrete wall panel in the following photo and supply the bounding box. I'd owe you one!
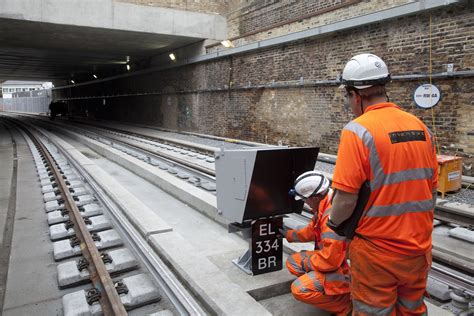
[1,0,226,40]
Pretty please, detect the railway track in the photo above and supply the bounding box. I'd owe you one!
[30,115,474,228]
[3,117,207,315]
[6,114,474,312]
[19,114,474,228]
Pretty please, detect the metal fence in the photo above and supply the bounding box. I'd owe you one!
[0,89,52,113]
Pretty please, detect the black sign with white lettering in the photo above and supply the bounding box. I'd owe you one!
[389,130,426,144]
[252,217,283,275]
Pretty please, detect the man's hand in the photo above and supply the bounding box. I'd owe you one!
[279,227,290,239]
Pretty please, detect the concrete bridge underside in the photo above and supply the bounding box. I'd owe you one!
[0,0,226,83]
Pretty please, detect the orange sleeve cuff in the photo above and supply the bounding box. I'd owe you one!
[332,181,359,194]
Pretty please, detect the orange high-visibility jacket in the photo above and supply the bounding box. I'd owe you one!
[286,191,349,295]
[332,102,438,256]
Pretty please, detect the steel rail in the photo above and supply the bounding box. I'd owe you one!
[73,162,209,315]
[430,262,474,297]
[9,114,474,307]
[70,119,217,157]
[30,116,217,178]
[39,115,474,226]
[27,114,474,227]
[18,117,208,315]
[66,115,268,149]
[17,113,474,189]
[98,130,217,177]
[435,204,474,226]
[13,119,127,316]
[35,114,474,192]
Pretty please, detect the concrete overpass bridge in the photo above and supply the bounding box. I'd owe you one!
[0,0,226,85]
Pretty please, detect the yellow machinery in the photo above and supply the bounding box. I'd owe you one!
[437,155,463,198]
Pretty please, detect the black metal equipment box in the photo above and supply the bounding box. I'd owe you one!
[215,147,319,224]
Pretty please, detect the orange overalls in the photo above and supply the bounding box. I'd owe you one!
[332,103,438,315]
[285,191,351,316]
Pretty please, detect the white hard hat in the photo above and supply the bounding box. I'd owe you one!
[340,53,391,89]
[293,171,330,201]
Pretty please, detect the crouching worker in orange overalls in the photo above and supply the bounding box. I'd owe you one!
[282,171,351,316]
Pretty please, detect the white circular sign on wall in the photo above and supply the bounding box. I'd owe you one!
[413,84,441,109]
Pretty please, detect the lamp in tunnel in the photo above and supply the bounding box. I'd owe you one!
[126,64,131,71]
[169,53,176,61]
[70,80,75,84]
[93,74,98,79]
[221,40,234,48]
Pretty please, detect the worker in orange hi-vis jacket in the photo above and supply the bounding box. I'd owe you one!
[327,53,438,315]
[282,171,351,316]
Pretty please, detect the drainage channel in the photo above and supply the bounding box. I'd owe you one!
[7,118,207,315]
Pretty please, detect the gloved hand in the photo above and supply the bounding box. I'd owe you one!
[279,227,290,239]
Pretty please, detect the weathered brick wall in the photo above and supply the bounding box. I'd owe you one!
[228,0,348,36]
[63,2,473,173]
[219,0,412,48]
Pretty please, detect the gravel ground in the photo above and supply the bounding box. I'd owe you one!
[443,187,474,206]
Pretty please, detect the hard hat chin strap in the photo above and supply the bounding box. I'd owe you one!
[353,89,364,115]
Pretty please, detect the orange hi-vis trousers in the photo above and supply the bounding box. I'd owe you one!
[287,251,352,316]
[349,237,432,316]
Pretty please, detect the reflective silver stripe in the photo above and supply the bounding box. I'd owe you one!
[353,299,394,315]
[300,286,311,293]
[306,255,314,271]
[301,253,313,272]
[321,231,346,241]
[325,272,349,283]
[318,242,324,250]
[287,256,305,274]
[344,122,381,190]
[292,274,323,293]
[307,272,324,291]
[291,230,300,242]
[398,296,424,311]
[292,278,303,288]
[312,280,323,292]
[343,122,434,192]
[366,198,435,217]
[323,207,332,217]
[381,168,434,187]
[295,225,306,230]
[300,255,307,272]
[293,278,310,293]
